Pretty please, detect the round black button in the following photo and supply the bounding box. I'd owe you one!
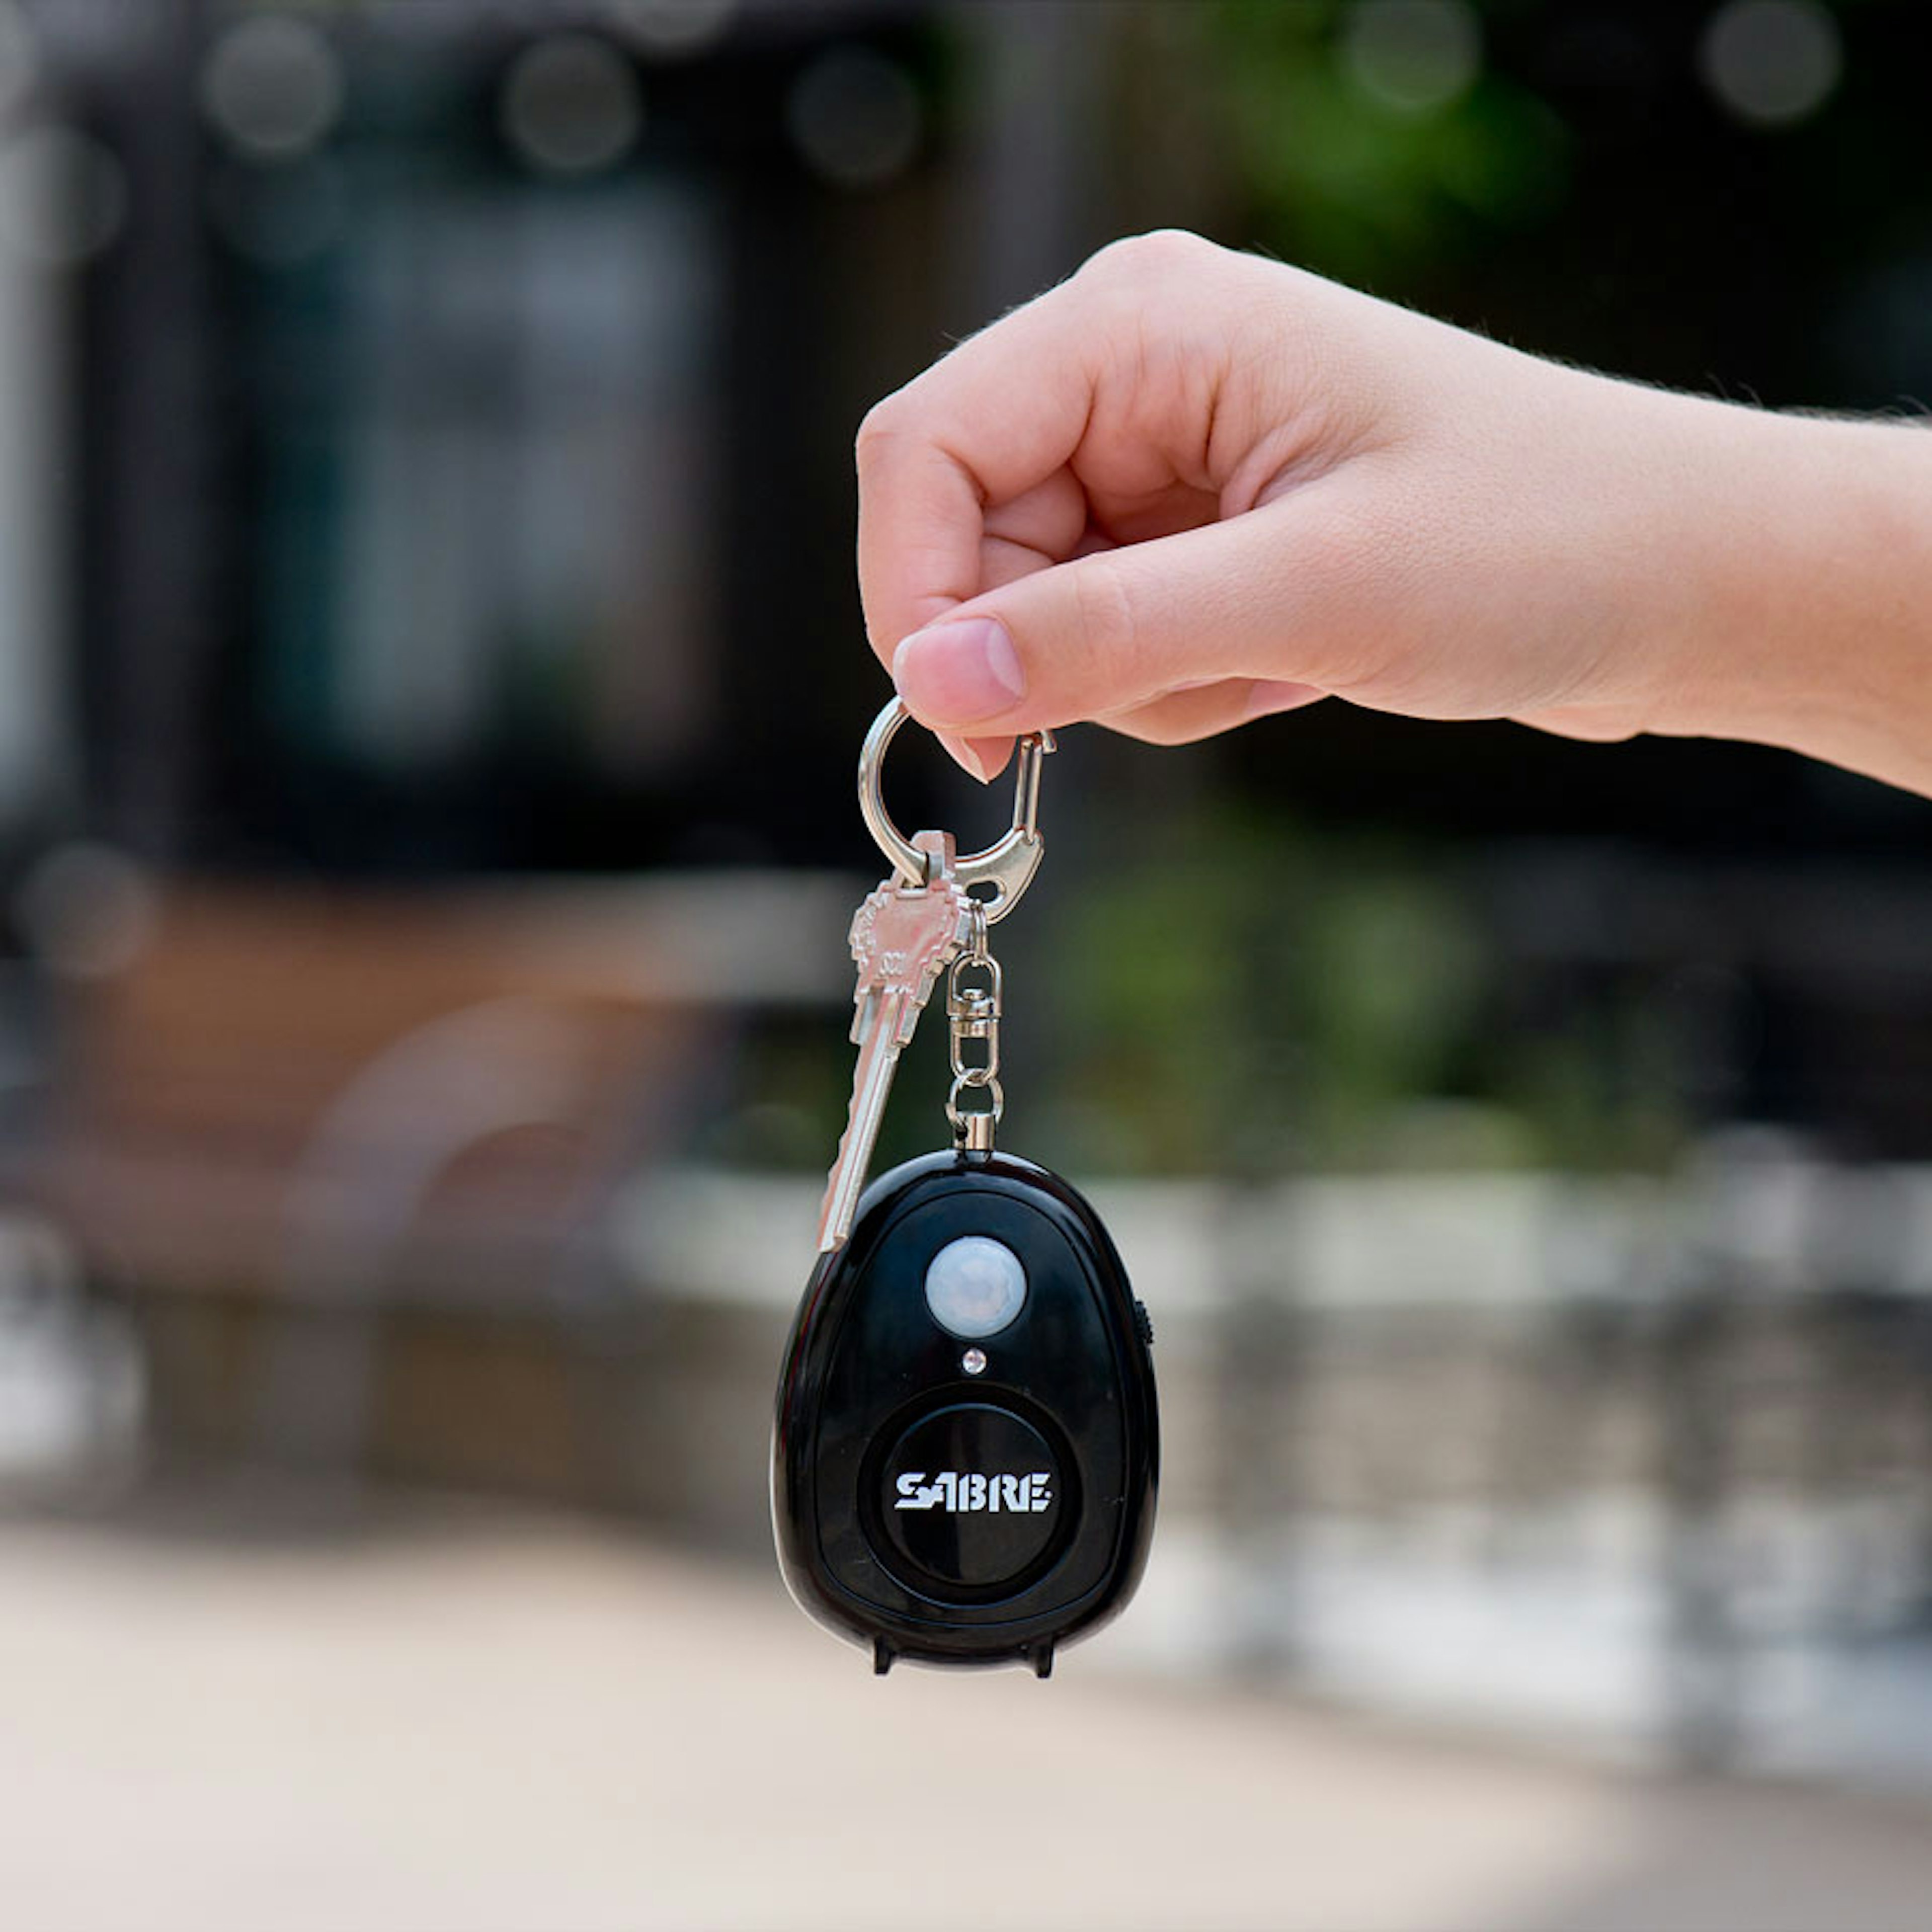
[878,1403,1063,1590]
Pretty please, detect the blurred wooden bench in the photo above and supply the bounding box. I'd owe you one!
[2,870,852,1482]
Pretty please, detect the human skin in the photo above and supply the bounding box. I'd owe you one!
[857,229,1932,798]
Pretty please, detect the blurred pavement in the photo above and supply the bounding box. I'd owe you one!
[6,1504,1932,1931]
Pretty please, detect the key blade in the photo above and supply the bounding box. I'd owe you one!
[817,987,906,1252]
[819,874,975,1253]
[849,985,879,1049]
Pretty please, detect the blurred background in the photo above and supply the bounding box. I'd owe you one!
[7,1,1932,1926]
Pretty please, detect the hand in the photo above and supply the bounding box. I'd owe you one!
[856,229,1932,795]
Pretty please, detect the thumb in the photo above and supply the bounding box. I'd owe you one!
[889,509,1323,743]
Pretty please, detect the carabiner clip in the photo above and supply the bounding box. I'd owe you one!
[857,697,1055,923]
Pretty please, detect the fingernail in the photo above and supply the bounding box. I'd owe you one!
[964,734,1015,783]
[938,731,990,783]
[893,617,1025,725]
[1243,679,1325,721]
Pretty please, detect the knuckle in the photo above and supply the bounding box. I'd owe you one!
[1119,717,1188,747]
[1067,555,1142,669]
[1105,706,1204,749]
[854,397,900,467]
[1079,228,1214,290]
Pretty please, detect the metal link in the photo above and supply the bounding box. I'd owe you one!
[945,900,1004,1151]
[857,697,1055,922]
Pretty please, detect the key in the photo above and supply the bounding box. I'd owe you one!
[816,832,974,1253]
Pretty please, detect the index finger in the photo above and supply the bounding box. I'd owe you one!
[854,279,1103,670]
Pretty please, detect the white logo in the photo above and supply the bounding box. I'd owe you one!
[893,1471,1052,1514]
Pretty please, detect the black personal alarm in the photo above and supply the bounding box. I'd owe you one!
[773,1148,1158,1677]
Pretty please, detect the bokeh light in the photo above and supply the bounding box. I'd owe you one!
[1341,0,1483,116]
[14,843,157,982]
[0,122,124,267]
[1698,0,1842,129]
[785,44,922,192]
[500,33,642,177]
[199,13,344,162]
[609,0,736,60]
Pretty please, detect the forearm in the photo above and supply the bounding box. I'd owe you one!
[1643,396,1932,794]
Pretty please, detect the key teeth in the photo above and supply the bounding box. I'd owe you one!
[824,1109,859,1189]
[817,1108,865,1249]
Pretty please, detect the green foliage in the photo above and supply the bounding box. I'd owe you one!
[729,800,1698,1184]
[1187,1,1569,288]
[1028,792,1691,1179]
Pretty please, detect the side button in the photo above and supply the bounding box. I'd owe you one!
[1133,1299,1154,1348]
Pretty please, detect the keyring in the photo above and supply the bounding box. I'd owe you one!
[856,697,1055,924]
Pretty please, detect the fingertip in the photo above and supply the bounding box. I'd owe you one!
[964,734,1015,782]
[937,731,990,783]
[893,617,1027,728]
[932,733,1015,784]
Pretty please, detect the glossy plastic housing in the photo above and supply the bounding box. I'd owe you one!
[772,1149,1158,1675]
